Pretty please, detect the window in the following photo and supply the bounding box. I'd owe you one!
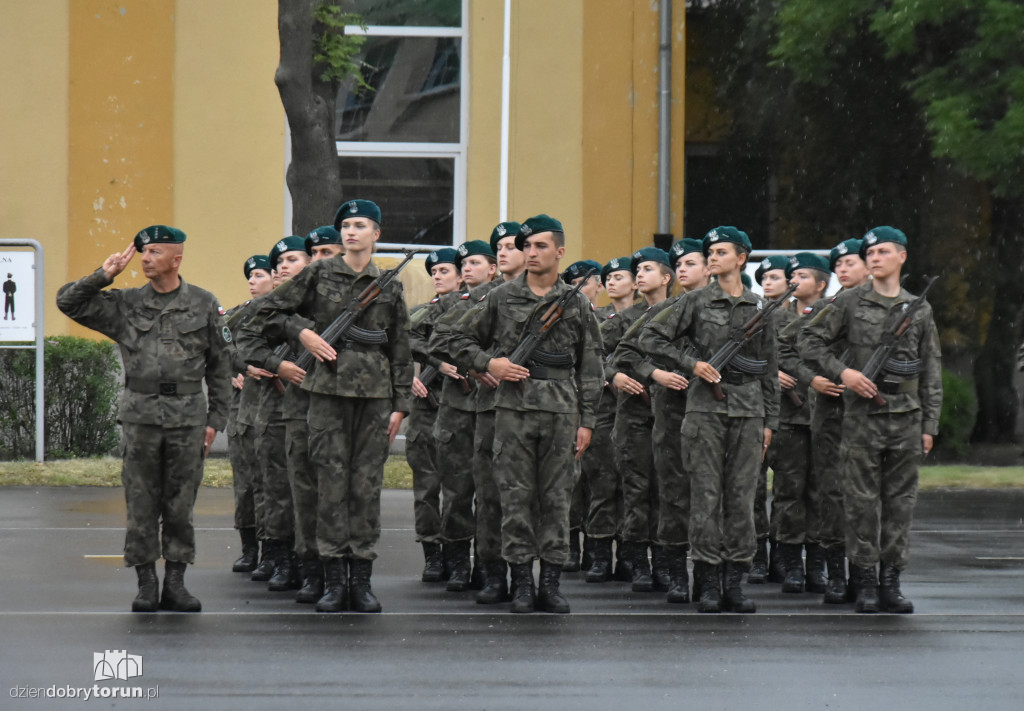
[336,0,466,248]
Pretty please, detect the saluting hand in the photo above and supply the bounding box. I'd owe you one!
[102,244,136,280]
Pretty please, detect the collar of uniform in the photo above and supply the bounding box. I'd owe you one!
[705,278,761,306]
[330,256,382,280]
[140,277,190,309]
[861,282,912,307]
[509,270,571,302]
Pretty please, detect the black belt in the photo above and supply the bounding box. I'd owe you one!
[125,378,203,396]
[528,366,573,381]
[879,378,918,395]
[721,371,759,386]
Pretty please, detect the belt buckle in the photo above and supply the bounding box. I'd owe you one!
[159,383,177,396]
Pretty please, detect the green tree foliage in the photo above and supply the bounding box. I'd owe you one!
[312,4,369,87]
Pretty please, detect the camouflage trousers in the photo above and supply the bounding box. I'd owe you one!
[406,404,442,544]
[472,409,502,562]
[653,386,689,546]
[286,414,316,559]
[810,395,845,549]
[613,399,658,543]
[493,407,577,565]
[256,417,294,543]
[568,460,588,531]
[581,413,618,538]
[682,413,762,565]
[755,450,772,542]
[434,406,477,543]
[308,394,391,560]
[769,424,821,545]
[839,411,922,569]
[226,425,256,530]
[120,422,206,566]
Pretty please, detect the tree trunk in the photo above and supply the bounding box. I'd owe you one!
[276,0,344,236]
[971,195,1024,442]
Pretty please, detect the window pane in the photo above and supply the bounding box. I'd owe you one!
[336,36,460,143]
[338,156,454,245]
[343,0,461,27]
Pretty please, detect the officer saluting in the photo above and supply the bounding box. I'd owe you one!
[57,226,232,613]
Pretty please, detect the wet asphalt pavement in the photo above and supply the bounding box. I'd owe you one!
[1,486,1022,710]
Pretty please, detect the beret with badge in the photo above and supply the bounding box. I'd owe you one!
[860,226,908,258]
[702,225,753,256]
[562,259,602,284]
[269,235,308,268]
[785,251,832,279]
[455,240,496,270]
[754,254,791,284]
[489,221,522,253]
[669,238,705,269]
[243,254,272,280]
[601,256,634,285]
[515,214,564,250]
[829,238,864,271]
[425,247,459,275]
[133,225,186,253]
[333,199,383,230]
[630,246,670,274]
[304,225,342,254]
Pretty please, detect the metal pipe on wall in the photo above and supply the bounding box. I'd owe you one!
[655,0,673,249]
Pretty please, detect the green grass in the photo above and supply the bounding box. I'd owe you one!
[0,455,415,489]
[0,457,1019,490]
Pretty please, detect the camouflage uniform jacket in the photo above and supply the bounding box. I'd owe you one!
[799,281,942,435]
[408,300,439,413]
[424,290,479,412]
[223,301,249,436]
[447,272,604,429]
[241,256,413,413]
[639,279,780,430]
[594,303,616,321]
[774,299,811,427]
[56,269,232,430]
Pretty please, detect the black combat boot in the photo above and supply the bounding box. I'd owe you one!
[665,545,690,604]
[268,546,300,592]
[232,527,259,573]
[585,537,614,583]
[805,542,827,594]
[651,544,671,592]
[315,558,347,613]
[348,559,382,613]
[767,538,786,583]
[879,563,914,614]
[780,542,806,593]
[721,562,757,613]
[693,561,722,613]
[509,563,536,614]
[250,539,278,582]
[623,541,653,592]
[747,538,769,584]
[563,529,582,572]
[476,559,510,604]
[537,560,571,613]
[421,541,445,583]
[295,557,324,604]
[581,534,595,572]
[160,561,201,612]
[823,546,849,605]
[131,563,159,612]
[445,540,472,592]
[613,538,634,581]
[850,564,880,614]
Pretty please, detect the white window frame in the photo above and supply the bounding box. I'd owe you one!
[338,0,469,252]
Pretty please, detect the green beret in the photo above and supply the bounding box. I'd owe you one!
[630,247,670,274]
[601,256,633,285]
[425,247,458,275]
[754,255,790,284]
[455,240,496,270]
[305,225,341,254]
[243,254,271,280]
[702,226,752,256]
[741,271,753,289]
[562,259,602,284]
[829,239,864,271]
[860,226,908,257]
[489,221,522,253]
[669,238,704,269]
[334,199,382,229]
[269,236,308,268]
[133,225,186,252]
[515,214,564,250]
[785,251,831,279]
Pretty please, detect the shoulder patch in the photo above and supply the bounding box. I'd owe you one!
[222,326,233,343]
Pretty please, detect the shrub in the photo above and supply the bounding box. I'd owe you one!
[937,367,975,457]
[0,336,121,460]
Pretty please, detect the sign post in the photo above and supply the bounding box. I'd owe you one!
[0,240,45,462]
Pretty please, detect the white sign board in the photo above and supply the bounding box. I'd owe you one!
[0,251,36,342]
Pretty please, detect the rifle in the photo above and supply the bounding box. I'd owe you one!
[505,267,597,372]
[294,249,426,372]
[706,281,798,401]
[859,275,938,406]
[417,363,470,407]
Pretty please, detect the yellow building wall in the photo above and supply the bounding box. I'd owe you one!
[0,1,69,337]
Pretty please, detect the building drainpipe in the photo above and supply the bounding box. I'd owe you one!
[654,0,673,252]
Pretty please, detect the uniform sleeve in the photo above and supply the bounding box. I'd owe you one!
[427,295,471,368]
[240,274,312,371]
[386,283,414,414]
[800,299,850,382]
[760,313,781,432]
[575,301,605,430]
[409,304,444,370]
[778,311,817,388]
[55,269,124,342]
[918,309,943,436]
[448,298,497,375]
[203,297,234,431]
[637,295,693,373]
